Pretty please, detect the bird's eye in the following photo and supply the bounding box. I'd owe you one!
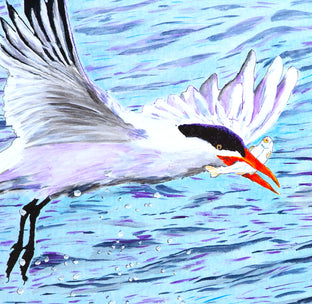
[216,144,222,150]
[263,137,269,143]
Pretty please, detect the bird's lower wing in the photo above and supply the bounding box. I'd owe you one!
[142,50,298,144]
[0,0,136,147]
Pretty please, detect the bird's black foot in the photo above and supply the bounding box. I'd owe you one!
[6,197,51,282]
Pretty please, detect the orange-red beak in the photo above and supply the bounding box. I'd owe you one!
[217,148,280,193]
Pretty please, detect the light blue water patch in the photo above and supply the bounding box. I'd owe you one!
[0,0,312,303]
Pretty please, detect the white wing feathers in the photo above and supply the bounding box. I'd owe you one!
[143,50,298,144]
[0,0,135,146]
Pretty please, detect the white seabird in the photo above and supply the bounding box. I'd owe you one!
[0,0,298,281]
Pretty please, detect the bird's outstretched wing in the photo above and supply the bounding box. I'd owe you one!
[0,0,136,147]
[143,50,298,144]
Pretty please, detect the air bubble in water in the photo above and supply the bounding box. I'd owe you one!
[19,259,26,266]
[167,238,173,244]
[73,273,80,280]
[118,230,123,237]
[156,245,161,251]
[44,256,49,263]
[73,190,81,197]
[153,192,161,198]
[17,287,24,295]
[64,254,69,260]
[35,260,41,266]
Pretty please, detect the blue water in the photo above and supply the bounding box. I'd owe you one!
[1,0,312,303]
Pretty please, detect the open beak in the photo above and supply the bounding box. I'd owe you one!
[217,148,280,190]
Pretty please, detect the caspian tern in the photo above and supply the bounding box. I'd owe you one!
[0,0,298,281]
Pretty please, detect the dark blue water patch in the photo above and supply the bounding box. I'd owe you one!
[207,17,264,41]
[202,4,244,11]
[120,73,156,79]
[155,184,184,194]
[271,9,312,22]
[74,0,155,19]
[280,47,312,60]
[152,21,183,27]
[119,42,169,55]
[157,52,216,69]
[94,238,158,248]
[288,296,312,303]
[300,65,312,72]
[232,26,298,53]
[75,20,142,36]
[296,243,312,251]
[275,290,306,298]
[271,267,307,278]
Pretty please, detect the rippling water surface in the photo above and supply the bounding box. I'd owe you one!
[1,0,312,303]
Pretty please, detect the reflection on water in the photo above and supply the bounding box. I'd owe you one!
[1,0,312,303]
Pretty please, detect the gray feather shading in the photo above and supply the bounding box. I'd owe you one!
[0,0,138,146]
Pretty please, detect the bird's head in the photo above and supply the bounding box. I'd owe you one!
[178,124,279,191]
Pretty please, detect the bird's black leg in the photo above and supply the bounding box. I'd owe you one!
[6,199,38,281]
[6,197,51,282]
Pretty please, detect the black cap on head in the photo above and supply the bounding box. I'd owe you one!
[178,124,246,157]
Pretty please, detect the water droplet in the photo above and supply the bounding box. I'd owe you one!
[128,277,133,282]
[129,262,134,267]
[17,287,24,295]
[64,254,69,260]
[99,215,103,219]
[177,296,182,301]
[104,170,112,177]
[58,275,64,281]
[124,204,131,209]
[70,291,75,297]
[136,262,140,265]
[73,190,81,197]
[108,301,115,304]
[115,267,119,271]
[121,245,125,250]
[125,264,130,268]
[167,238,173,244]
[97,250,101,254]
[73,273,80,280]
[118,197,122,202]
[19,259,26,266]
[73,260,78,265]
[156,245,161,252]
[126,301,129,304]
[181,301,185,304]
[64,261,68,266]
[138,241,142,245]
[51,266,56,271]
[144,203,148,207]
[118,230,123,237]
[135,208,140,212]
[19,209,26,216]
[118,271,122,276]
[186,249,191,255]
[161,269,165,273]
[153,192,161,198]
[133,276,138,281]
[44,256,49,263]
[148,203,152,207]
[107,251,112,255]
[35,259,41,266]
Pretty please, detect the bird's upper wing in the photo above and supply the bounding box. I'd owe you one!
[142,50,298,144]
[0,0,137,147]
